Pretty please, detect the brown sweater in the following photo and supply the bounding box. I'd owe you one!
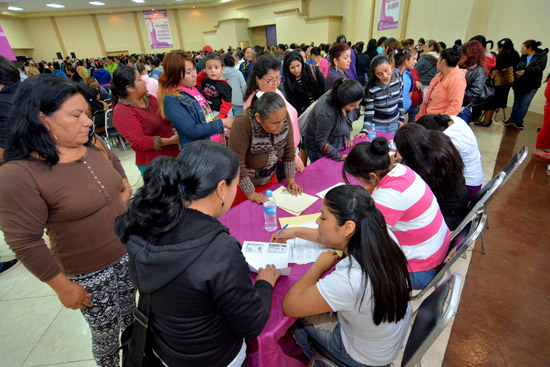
[0,143,128,282]
[228,111,296,196]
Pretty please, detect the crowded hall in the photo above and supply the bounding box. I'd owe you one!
[1,0,550,366]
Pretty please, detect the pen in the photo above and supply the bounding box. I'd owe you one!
[277,224,289,235]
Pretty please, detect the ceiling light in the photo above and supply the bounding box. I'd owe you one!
[132,0,145,3]
[8,6,24,11]
[89,1,105,5]
[46,3,65,8]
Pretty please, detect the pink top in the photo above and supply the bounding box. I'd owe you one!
[373,164,450,272]
[244,89,300,149]
[318,58,330,78]
[141,74,158,97]
[178,85,216,123]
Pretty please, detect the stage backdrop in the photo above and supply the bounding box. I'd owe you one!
[377,0,401,31]
[143,10,174,49]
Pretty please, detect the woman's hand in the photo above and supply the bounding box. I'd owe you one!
[270,227,298,243]
[354,132,366,139]
[222,117,234,129]
[167,134,179,145]
[391,151,403,164]
[312,251,341,273]
[256,264,282,287]
[287,179,303,196]
[248,192,267,204]
[415,80,423,90]
[47,273,93,310]
[295,156,305,172]
[120,178,132,208]
[340,154,348,161]
[345,140,354,148]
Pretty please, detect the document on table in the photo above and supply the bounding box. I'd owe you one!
[272,186,319,216]
[279,213,320,228]
[316,182,345,199]
[287,238,340,264]
[242,241,292,276]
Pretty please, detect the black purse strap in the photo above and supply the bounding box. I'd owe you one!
[126,292,152,367]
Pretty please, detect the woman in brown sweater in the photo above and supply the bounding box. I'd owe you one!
[0,75,134,367]
[228,92,303,206]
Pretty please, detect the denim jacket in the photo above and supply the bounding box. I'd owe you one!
[164,89,224,149]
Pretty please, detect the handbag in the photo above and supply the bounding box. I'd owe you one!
[122,292,162,367]
[494,66,514,87]
[473,77,495,106]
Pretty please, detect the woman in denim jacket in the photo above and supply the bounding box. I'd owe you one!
[157,50,234,148]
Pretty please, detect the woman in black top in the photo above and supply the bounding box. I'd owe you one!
[283,51,325,116]
[394,124,468,230]
[354,41,371,87]
[365,38,379,61]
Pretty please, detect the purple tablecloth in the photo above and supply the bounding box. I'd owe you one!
[219,132,394,367]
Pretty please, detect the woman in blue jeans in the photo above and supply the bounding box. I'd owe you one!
[505,40,548,130]
[274,185,411,367]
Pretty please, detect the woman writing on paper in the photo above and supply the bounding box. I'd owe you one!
[273,185,411,367]
[229,92,303,206]
[116,141,281,367]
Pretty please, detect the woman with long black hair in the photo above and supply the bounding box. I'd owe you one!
[116,141,281,367]
[283,51,325,116]
[394,124,469,230]
[275,185,411,367]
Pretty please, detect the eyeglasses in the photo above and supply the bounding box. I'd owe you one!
[261,76,281,85]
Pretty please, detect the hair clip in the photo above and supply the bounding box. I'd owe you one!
[180,185,185,191]
[256,91,265,99]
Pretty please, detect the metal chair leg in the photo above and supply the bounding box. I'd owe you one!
[480,232,485,255]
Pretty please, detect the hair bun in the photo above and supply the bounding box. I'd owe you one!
[371,137,389,156]
[536,41,542,47]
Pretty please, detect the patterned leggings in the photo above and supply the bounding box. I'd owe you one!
[70,255,136,367]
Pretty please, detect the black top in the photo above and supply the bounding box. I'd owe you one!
[355,53,371,86]
[201,77,232,113]
[284,64,325,116]
[514,48,548,92]
[125,209,273,367]
[0,81,20,149]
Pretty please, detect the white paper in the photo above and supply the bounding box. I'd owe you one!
[316,182,345,199]
[242,241,291,276]
[287,238,335,264]
[272,186,319,216]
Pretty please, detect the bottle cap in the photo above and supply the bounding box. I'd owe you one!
[266,190,273,196]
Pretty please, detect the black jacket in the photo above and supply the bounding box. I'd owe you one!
[284,64,325,116]
[0,81,20,149]
[463,65,487,106]
[514,48,548,93]
[125,209,273,367]
[304,92,352,161]
[355,53,371,86]
[415,52,438,86]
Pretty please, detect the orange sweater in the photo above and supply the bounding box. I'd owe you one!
[416,67,467,120]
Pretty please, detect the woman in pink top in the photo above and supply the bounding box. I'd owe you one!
[243,54,305,173]
[310,46,330,78]
[416,47,466,121]
[343,137,450,289]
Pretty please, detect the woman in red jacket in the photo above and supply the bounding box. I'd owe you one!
[112,66,180,176]
[533,74,550,159]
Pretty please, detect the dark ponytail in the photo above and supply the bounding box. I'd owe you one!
[343,137,391,183]
[327,78,364,109]
[324,185,410,324]
[115,141,239,243]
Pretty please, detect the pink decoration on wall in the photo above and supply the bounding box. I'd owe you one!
[143,10,174,49]
[0,26,17,61]
[377,0,401,31]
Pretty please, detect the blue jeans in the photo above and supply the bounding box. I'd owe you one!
[408,105,420,123]
[510,88,538,124]
[410,269,438,290]
[457,107,472,123]
[374,122,399,134]
[305,148,324,164]
[232,105,244,117]
[291,318,384,367]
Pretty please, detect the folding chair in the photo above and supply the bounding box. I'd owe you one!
[451,171,505,254]
[101,109,127,151]
[499,146,528,187]
[411,212,486,301]
[306,274,463,367]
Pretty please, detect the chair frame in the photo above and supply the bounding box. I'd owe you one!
[411,212,486,301]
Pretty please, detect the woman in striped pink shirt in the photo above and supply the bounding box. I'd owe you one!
[343,137,450,289]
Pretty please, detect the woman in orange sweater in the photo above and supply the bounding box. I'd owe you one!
[416,47,467,120]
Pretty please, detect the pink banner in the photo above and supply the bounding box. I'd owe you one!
[377,0,401,31]
[143,10,174,49]
[0,26,17,61]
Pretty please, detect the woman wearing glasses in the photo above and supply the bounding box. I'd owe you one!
[229,92,303,206]
[243,54,305,174]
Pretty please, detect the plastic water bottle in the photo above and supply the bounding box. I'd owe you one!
[264,190,278,232]
[367,123,376,141]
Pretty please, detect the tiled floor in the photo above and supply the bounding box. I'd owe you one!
[0,115,530,366]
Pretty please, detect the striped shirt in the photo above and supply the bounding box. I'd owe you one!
[373,164,450,272]
[362,72,404,132]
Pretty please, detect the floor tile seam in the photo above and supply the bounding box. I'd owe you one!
[457,320,550,362]
[20,306,64,367]
[0,279,23,301]
[24,359,95,367]
[2,294,58,302]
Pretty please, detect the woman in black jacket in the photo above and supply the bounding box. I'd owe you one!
[303,78,363,163]
[115,141,281,367]
[458,40,488,123]
[354,41,371,87]
[505,40,548,130]
[283,51,325,116]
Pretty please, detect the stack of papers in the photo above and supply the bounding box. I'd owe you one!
[272,186,318,216]
[316,182,345,199]
[242,241,292,276]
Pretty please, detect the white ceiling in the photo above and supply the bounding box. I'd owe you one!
[3,0,221,13]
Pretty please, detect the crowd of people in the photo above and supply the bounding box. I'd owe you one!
[0,31,549,367]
